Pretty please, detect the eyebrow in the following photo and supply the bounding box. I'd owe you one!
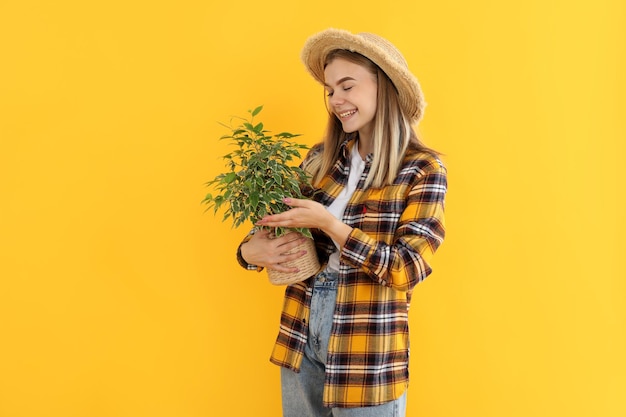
[324,76,356,88]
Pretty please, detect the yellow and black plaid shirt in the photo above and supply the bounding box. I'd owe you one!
[239,136,446,408]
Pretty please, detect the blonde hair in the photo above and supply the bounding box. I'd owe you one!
[306,49,435,189]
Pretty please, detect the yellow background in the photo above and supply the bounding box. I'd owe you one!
[1,0,624,416]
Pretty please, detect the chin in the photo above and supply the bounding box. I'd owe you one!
[341,125,357,134]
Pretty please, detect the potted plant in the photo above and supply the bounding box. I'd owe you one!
[202,106,320,285]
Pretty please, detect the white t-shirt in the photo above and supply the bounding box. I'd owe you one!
[325,146,366,272]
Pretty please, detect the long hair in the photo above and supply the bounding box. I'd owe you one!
[306,49,437,189]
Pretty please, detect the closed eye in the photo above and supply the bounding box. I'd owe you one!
[327,86,353,97]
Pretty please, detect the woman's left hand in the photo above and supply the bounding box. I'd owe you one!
[257,198,354,248]
[256,198,333,231]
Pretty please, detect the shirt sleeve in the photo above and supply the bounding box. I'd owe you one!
[236,228,264,272]
[341,159,447,292]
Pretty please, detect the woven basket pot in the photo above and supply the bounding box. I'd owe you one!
[267,233,321,286]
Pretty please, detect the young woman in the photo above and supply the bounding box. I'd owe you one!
[237,28,447,417]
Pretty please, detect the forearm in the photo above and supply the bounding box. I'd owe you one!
[236,230,262,271]
[341,225,442,292]
[320,213,353,250]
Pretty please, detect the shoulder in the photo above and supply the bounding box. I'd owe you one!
[401,148,447,179]
[306,142,324,158]
[302,142,324,167]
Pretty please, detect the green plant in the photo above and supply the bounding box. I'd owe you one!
[203,106,313,238]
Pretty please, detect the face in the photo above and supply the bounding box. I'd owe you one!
[324,57,378,141]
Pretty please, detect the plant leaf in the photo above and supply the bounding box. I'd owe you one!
[249,192,259,211]
[224,172,237,183]
[251,105,263,117]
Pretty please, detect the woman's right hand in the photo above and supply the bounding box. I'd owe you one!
[240,229,308,273]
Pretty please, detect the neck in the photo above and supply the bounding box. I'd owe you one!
[356,133,372,159]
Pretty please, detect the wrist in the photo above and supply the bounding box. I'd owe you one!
[324,217,352,248]
[238,242,263,272]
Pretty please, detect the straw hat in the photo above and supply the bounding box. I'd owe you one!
[301,28,425,124]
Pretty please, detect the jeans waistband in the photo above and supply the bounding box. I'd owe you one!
[313,270,338,289]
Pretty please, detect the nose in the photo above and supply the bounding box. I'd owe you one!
[328,91,345,107]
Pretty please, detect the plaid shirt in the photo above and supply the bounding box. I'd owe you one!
[238,136,446,408]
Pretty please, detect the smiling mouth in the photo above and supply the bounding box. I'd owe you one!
[339,110,357,119]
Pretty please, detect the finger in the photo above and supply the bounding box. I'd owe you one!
[267,264,300,274]
[282,198,314,208]
[277,240,307,256]
[256,213,286,225]
[275,232,304,246]
[279,249,307,264]
[257,217,291,228]
[282,197,300,206]
[253,228,272,239]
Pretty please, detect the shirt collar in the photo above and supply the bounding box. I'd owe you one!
[340,133,373,164]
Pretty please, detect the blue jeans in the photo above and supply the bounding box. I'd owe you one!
[280,271,407,417]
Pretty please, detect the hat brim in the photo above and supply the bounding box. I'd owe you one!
[301,28,425,124]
